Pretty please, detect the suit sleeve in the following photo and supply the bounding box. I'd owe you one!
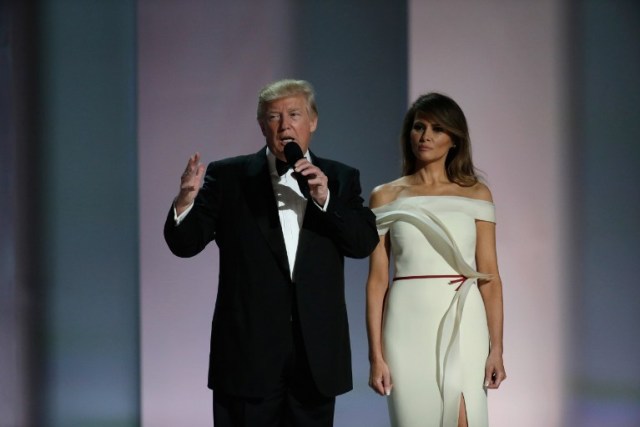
[163,162,220,258]
[308,167,378,259]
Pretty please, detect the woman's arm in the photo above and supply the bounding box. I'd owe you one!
[365,186,397,396]
[366,233,392,396]
[476,219,507,389]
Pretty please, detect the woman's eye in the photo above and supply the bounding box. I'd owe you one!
[412,123,424,131]
[433,126,444,133]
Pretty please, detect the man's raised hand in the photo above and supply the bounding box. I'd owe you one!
[175,152,205,214]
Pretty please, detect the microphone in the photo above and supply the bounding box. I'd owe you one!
[283,142,310,198]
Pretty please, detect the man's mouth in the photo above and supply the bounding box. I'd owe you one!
[281,138,296,144]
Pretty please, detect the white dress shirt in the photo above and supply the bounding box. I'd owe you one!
[268,148,308,277]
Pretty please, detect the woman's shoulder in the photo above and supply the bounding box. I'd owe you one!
[369,177,409,208]
[458,181,493,203]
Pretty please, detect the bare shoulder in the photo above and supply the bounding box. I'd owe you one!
[464,182,493,203]
[370,178,406,208]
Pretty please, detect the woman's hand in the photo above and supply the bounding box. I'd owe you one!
[484,349,506,389]
[369,358,393,396]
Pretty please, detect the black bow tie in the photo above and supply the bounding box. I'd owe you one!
[275,159,290,176]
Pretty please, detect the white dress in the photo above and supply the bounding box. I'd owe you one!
[372,196,495,427]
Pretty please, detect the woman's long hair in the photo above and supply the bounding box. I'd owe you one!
[400,93,479,186]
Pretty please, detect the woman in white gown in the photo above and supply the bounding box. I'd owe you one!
[366,93,506,427]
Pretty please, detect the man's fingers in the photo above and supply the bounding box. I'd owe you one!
[296,164,326,188]
[184,153,202,176]
[182,154,205,183]
[293,160,318,175]
[190,152,200,166]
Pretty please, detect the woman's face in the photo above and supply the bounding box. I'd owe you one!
[410,111,455,165]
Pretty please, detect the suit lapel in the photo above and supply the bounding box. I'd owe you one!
[243,148,291,279]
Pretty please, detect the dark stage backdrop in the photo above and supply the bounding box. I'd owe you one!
[1,0,639,426]
[568,1,640,425]
[2,1,140,426]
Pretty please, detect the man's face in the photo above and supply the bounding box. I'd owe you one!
[259,95,317,161]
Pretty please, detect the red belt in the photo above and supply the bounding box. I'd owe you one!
[393,274,468,291]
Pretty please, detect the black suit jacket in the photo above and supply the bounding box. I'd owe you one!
[164,147,378,398]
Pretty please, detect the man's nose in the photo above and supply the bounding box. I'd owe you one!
[279,116,291,130]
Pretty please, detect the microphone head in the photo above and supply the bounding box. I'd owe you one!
[284,142,304,166]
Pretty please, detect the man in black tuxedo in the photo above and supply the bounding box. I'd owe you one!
[164,79,379,426]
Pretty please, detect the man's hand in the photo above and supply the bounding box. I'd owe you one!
[175,152,205,215]
[293,159,328,206]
